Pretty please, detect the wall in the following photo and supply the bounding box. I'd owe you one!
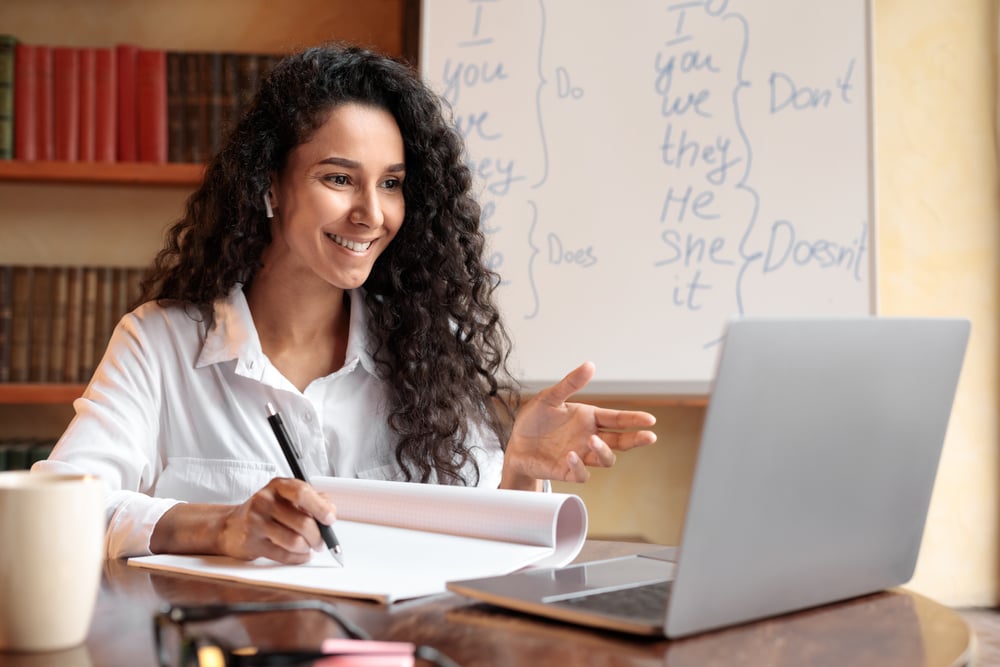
[875,0,1000,606]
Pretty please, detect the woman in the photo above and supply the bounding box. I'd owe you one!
[36,44,656,563]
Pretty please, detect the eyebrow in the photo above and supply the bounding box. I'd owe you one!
[318,156,406,172]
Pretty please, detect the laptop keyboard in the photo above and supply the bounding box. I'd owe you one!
[551,580,672,623]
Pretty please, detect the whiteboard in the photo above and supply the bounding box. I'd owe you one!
[420,0,875,395]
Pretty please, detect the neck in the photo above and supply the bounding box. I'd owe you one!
[245,270,352,390]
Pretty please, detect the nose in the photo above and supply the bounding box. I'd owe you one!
[350,186,384,229]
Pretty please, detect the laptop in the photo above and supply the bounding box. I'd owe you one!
[447,316,970,638]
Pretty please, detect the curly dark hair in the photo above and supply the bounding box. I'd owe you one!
[140,43,520,485]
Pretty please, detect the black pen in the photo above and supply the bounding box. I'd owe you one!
[266,402,344,566]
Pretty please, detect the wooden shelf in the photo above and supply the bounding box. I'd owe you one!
[0,384,85,404]
[0,160,204,186]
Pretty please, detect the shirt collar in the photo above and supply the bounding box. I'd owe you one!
[195,285,377,380]
[344,288,378,377]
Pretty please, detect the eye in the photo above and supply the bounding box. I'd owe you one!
[381,177,403,191]
[324,174,350,186]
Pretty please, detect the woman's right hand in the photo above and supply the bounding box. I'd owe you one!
[218,478,337,563]
[151,478,337,564]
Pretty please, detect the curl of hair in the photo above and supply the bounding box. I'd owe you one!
[140,43,520,485]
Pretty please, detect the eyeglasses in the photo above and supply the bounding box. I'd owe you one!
[153,600,461,667]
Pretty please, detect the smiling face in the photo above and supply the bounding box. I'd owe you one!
[265,102,406,291]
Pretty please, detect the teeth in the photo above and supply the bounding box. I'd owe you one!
[327,233,373,252]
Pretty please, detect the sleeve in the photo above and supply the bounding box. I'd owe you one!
[32,309,182,559]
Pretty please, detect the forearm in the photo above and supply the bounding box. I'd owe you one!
[149,502,235,555]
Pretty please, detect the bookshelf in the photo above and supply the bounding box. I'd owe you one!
[0,384,83,405]
[0,160,203,186]
[0,0,417,427]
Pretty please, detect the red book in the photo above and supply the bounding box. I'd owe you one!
[136,48,166,163]
[34,46,54,160]
[116,44,139,162]
[13,43,36,160]
[52,46,80,162]
[77,47,96,162]
[94,47,116,162]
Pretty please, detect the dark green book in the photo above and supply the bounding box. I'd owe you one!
[0,35,17,159]
[4,440,32,471]
[28,439,56,467]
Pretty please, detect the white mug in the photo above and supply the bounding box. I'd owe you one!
[0,472,105,652]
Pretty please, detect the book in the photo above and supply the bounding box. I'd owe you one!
[136,48,167,163]
[0,35,16,160]
[28,266,51,382]
[115,44,139,162]
[13,43,36,160]
[165,51,185,163]
[34,45,53,160]
[202,51,223,157]
[10,266,33,382]
[62,265,84,383]
[80,266,98,381]
[77,47,97,162]
[235,52,260,118]
[0,439,57,469]
[93,265,115,368]
[2,440,33,471]
[111,267,131,326]
[47,265,69,383]
[220,52,240,141]
[93,47,116,163]
[28,440,55,467]
[0,265,12,382]
[180,51,202,164]
[129,477,588,603]
[52,46,80,161]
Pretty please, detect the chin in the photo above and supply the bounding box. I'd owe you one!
[325,272,373,292]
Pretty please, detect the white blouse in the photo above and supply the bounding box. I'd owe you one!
[35,287,504,558]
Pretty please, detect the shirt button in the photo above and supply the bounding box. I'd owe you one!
[303,413,313,423]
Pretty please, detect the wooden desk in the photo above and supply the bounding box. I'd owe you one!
[0,542,975,667]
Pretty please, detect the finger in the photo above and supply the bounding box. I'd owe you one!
[272,478,337,526]
[599,429,657,451]
[538,362,596,407]
[267,498,325,551]
[592,407,657,430]
[253,535,315,565]
[242,487,317,552]
[564,450,591,483]
[586,436,617,467]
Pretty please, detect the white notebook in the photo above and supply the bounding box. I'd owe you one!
[129,476,588,603]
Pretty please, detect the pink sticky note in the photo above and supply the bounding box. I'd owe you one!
[315,638,416,667]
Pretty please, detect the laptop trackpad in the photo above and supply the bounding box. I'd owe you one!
[539,555,675,602]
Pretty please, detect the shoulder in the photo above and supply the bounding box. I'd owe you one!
[115,299,210,348]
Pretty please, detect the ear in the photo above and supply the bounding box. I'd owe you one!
[267,173,279,209]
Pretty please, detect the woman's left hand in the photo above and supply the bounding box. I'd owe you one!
[501,362,657,489]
